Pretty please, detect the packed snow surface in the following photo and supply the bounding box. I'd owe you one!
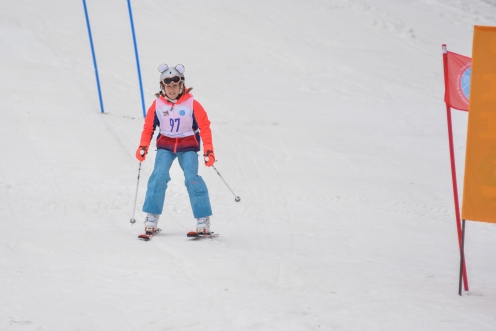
[1,0,496,330]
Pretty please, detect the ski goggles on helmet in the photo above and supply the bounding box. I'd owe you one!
[162,76,183,85]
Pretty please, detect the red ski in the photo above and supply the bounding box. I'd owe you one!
[187,231,219,239]
[138,228,162,241]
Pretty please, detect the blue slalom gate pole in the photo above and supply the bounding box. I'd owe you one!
[82,0,104,114]
[127,0,146,118]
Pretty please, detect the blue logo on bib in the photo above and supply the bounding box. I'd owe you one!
[179,110,186,116]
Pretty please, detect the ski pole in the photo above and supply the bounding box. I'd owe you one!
[130,162,142,225]
[212,164,241,202]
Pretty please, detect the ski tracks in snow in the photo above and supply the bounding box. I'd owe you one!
[222,110,296,286]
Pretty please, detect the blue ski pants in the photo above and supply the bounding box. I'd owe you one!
[142,149,212,218]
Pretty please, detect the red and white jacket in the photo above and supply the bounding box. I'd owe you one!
[139,89,213,153]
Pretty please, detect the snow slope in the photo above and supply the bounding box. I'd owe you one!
[1,0,496,330]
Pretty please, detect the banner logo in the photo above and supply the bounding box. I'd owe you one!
[458,66,471,102]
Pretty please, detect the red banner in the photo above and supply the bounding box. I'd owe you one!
[444,51,472,111]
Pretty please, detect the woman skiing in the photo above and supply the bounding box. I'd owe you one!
[136,64,215,237]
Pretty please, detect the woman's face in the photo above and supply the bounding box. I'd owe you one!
[163,80,181,99]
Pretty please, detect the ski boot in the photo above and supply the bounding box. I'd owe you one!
[195,216,211,235]
[144,213,160,235]
[187,217,213,238]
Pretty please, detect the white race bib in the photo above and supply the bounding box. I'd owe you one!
[156,97,195,138]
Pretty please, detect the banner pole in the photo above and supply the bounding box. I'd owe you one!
[82,0,104,114]
[458,220,467,296]
[127,0,146,118]
[443,44,469,291]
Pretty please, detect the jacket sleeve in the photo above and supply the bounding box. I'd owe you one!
[139,100,157,146]
[193,99,213,151]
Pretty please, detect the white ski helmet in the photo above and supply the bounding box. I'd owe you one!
[158,64,185,84]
